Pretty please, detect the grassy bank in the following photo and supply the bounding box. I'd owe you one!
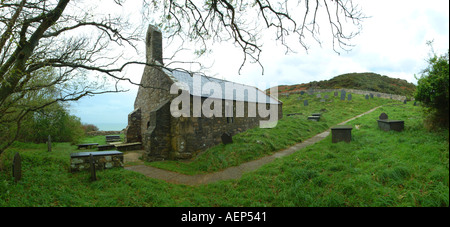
[1,94,448,207]
[147,92,392,175]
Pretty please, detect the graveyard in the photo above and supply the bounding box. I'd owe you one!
[0,91,448,207]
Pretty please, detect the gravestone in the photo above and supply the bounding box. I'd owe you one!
[414,101,417,106]
[324,95,329,99]
[300,91,305,95]
[47,135,52,152]
[347,94,352,101]
[370,93,374,99]
[334,91,338,97]
[12,152,21,182]
[304,100,308,106]
[316,94,321,98]
[365,94,369,100]
[221,132,233,145]
[404,100,407,104]
[331,125,353,143]
[320,99,325,102]
[379,113,388,120]
[340,90,346,100]
[297,96,302,101]
[89,154,97,181]
[377,94,381,98]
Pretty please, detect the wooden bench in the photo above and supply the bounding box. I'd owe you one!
[106,135,121,143]
[70,151,123,172]
[77,143,99,149]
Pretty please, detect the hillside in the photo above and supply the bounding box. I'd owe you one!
[274,72,416,97]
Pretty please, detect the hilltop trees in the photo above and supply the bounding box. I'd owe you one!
[0,0,366,154]
[415,47,449,129]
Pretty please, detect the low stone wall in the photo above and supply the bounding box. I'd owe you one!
[70,151,124,172]
[281,88,412,102]
[86,130,124,137]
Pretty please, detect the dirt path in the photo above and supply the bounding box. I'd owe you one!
[124,106,382,186]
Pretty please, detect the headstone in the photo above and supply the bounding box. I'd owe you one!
[297,96,302,100]
[90,154,97,181]
[12,152,21,182]
[308,88,314,95]
[347,94,352,101]
[304,100,308,106]
[324,95,329,99]
[379,113,388,120]
[221,132,233,145]
[370,93,374,99]
[377,94,381,98]
[300,91,305,95]
[340,90,346,100]
[47,135,52,152]
[334,91,338,97]
[316,94,321,99]
[414,101,417,106]
[365,94,369,100]
[404,100,407,104]
[320,99,325,102]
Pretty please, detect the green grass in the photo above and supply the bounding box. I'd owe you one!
[0,94,448,207]
[147,92,392,175]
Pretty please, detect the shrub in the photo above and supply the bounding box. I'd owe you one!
[415,46,449,129]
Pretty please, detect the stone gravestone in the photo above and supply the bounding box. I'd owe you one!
[404,100,407,104]
[89,154,97,181]
[300,91,305,95]
[340,90,346,101]
[379,113,388,120]
[347,94,352,101]
[316,94,321,99]
[221,132,233,145]
[304,100,308,106]
[334,91,338,97]
[365,94,369,100]
[377,94,381,98]
[12,152,21,182]
[370,93,374,99]
[320,99,325,102]
[47,135,52,152]
[324,95,329,99]
[414,101,417,106]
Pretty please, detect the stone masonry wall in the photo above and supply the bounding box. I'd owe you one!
[125,108,141,143]
[149,96,283,161]
[143,100,172,161]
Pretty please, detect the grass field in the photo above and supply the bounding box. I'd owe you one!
[0,92,448,207]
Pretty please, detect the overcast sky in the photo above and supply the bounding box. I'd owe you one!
[69,0,449,130]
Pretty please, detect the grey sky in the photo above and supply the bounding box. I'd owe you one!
[70,0,449,130]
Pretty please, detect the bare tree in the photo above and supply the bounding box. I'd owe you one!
[0,0,365,154]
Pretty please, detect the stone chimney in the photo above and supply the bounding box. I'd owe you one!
[146,25,163,65]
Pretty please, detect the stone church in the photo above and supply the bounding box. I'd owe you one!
[125,25,283,161]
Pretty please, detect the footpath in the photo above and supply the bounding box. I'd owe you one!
[125,106,382,186]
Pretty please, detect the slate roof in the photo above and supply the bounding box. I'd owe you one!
[163,69,281,105]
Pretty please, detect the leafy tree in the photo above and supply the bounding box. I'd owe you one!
[415,45,449,129]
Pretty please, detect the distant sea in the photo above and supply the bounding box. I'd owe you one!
[95,122,127,131]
